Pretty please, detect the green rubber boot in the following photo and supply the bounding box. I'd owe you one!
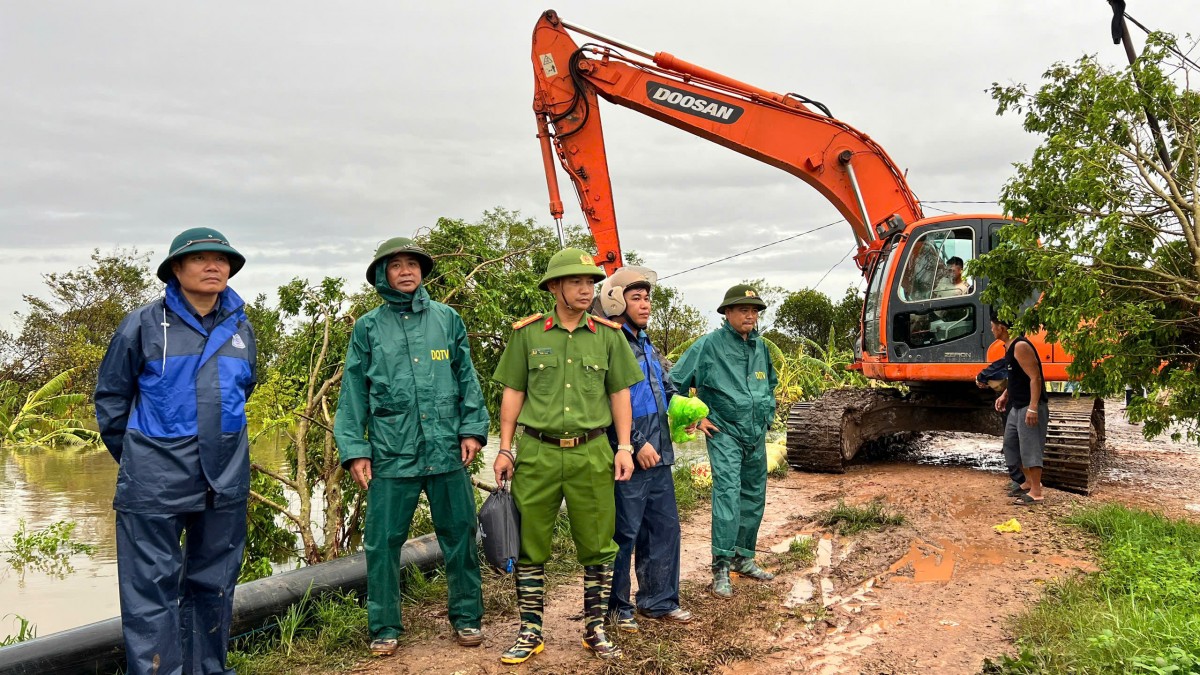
[500,565,545,664]
[581,564,622,660]
[732,555,775,581]
[711,557,733,598]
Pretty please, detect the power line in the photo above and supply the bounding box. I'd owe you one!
[923,200,1000,204]
[659,219,843,280]
[813,245,858,290]
[1123,12,1200,72]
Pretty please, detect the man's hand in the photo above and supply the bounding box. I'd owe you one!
[636,443,660,470]
[994,391,1009,413]
[1024,407,1039,428]
[494,453,514,484]
[460,437,482,466]
[697,418,720,438]
[976,379,988,389]
[615,449,634,481]
[348,458,373,490]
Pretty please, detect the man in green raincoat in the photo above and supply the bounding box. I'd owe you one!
[491,248,644,664]
[334,237,490,656]
[670,284,778,598]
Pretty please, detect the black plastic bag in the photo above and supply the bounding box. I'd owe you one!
[478,482,520,573]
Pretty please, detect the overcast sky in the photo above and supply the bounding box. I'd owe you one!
[2,1,1194,332]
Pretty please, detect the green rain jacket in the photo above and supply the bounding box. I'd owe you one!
[334,272,490,478]
[670,321,778,443]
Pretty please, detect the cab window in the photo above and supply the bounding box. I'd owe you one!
[898,227,975,302]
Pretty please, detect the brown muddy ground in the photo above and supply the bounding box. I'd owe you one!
[350,401,1200,675]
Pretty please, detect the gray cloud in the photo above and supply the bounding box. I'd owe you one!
[2,0,1193,331]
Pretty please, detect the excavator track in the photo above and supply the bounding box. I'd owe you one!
[1042,395,1106,494]
[786,388,1106,494]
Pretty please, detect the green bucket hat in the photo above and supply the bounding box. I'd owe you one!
[156,227,245,283]
[717,283,768,314]
[538,248,607,291]
[366,237,434,284]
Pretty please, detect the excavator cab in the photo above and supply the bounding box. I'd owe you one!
[865,216,1010,368]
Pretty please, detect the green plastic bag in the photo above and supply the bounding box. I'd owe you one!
[668,395,709,444]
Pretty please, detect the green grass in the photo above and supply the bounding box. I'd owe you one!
[812,498,904,535]
[764,536,816,574]
[983,504,1200,675]
[227,589,368,674]
[0,614,36,647]
[673,460,713,516]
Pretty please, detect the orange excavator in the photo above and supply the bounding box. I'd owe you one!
[529,10,1104,492]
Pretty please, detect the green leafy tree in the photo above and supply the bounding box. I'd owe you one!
[646,283,707,360]
[774,288,834,348]
[0,249,156,395]
[976,33,1199,441]
[0,367,101,447]
[772,286,862,352]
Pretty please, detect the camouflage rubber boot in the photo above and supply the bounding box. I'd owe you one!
[500,565,546,664]
[711,557,733,598]
[581,564,622,659]
[732,555,776,581]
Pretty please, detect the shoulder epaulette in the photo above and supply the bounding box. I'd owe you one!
[592,315,621,329]
[512,313,543,330]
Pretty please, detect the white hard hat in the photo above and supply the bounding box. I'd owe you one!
[597,266,657,318]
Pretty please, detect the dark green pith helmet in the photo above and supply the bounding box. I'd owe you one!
[538,248,606,291]
[366,237,434,284]
[156,227,245,283]
[717,284,768,314]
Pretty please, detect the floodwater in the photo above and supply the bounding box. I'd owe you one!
[0,439,288,639]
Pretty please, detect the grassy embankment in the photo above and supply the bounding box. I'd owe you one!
[985,504,1200,674]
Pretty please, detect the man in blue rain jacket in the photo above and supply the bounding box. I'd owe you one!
[95,227,256,675]
[596,267,694,633]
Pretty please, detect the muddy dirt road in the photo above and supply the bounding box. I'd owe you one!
[352,403,1199,674]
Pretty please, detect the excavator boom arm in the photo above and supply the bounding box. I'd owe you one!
[531,9,924,273]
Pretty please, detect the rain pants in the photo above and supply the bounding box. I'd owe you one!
[670,321,777,560]
[334,277,489,639]
[95,281,257,675]
[606,324,682,618]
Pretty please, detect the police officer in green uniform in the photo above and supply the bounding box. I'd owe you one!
[334,237,490,657]
[491,248,644,664]
[670,284,779,598]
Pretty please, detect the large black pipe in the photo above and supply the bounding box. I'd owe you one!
[0,534,444,675]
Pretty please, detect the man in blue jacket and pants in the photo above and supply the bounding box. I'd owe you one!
[96,228,257,675]
[596,267,693,632]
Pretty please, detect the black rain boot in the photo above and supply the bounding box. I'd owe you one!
[500,564,545,664]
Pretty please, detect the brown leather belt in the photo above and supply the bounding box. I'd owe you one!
[522,427,606,448]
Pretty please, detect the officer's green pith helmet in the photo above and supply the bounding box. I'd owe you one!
[156,227,246,283]
[366,237,435,284]
[717,284,768,315]
[538,248,606,291]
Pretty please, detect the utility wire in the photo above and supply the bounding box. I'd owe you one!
[923,200,1001,204]
[659,219,843,281]
[1123,12,1200,72]
[813,245,858,291]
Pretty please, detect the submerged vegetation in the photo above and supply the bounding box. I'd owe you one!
[3,519,96,578]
